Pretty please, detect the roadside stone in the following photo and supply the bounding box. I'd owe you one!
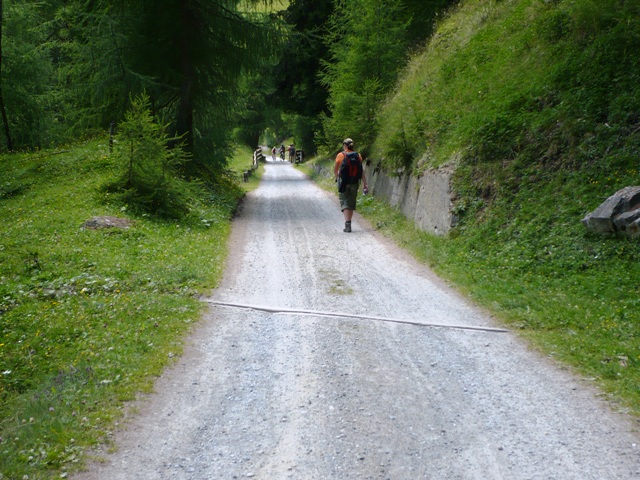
[582,186,640,236]
[81,216,133,230]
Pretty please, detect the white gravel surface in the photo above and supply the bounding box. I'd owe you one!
[75,160,640,479]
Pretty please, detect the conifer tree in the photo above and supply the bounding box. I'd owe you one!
[0,0,57,149]
[110,93,193,218]
[266,0,334,154]
[320,0,409,153]
[53,1,280,172]
[0,0,12,151]
[113,0,281,171]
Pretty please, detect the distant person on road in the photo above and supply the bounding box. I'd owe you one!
[271,146,277,161]
[288,144,296,163]
[334,138,368,233]
[279,144,286,161]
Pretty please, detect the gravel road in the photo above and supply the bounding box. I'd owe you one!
[75,160,640,479]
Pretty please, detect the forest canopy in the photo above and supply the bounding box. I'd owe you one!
[0,0,282,170]
[0,0,452,168]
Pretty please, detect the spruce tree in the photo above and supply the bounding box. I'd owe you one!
[320,0,409,153]
[266,0,334,154]
[114,0,281,172]
[110,93,193,218]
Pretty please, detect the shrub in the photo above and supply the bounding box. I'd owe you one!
[106,93,196,218]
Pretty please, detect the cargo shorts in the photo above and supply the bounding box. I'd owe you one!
[339,183,359,211]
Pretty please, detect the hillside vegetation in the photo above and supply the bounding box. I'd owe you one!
[365,0,640,411]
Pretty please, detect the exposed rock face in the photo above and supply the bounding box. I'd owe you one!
[582,186,640,236]
[82,216,133,230]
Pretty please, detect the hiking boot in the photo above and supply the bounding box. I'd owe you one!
[343,222,352,233]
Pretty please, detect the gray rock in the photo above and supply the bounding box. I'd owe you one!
[613,208,640,235]
[582,186,640,236]
[81,216,133,230]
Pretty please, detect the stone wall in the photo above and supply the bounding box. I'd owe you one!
[367,166,457,236]
[313,162,457,236]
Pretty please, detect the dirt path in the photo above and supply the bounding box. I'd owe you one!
[75,160,640,479]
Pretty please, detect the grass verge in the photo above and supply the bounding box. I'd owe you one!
[228,144,265,193]
[0,138,259,479]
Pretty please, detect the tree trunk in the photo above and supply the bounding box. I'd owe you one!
[175,0,194,153]
[0,0,13,151]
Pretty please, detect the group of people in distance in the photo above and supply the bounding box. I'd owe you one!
[270,144,297,162]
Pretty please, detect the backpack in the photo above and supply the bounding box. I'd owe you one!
[338,151,363,192]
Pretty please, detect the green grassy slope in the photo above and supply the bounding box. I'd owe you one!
[368,0,640,413]
[0,139,252,478]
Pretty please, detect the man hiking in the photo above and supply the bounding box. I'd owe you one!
[334,138,368,233]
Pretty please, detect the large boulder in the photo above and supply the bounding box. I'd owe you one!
[582,186,640,236]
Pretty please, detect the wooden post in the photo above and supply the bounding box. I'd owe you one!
[109,121,116,152]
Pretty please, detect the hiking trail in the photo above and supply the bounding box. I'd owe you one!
[74,159,640,479]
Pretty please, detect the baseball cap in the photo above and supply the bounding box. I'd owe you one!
[343,138,354,145]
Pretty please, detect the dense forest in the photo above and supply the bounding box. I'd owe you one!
[0,0,452,162]
[0,0,280,165]
[0,0,457,220]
